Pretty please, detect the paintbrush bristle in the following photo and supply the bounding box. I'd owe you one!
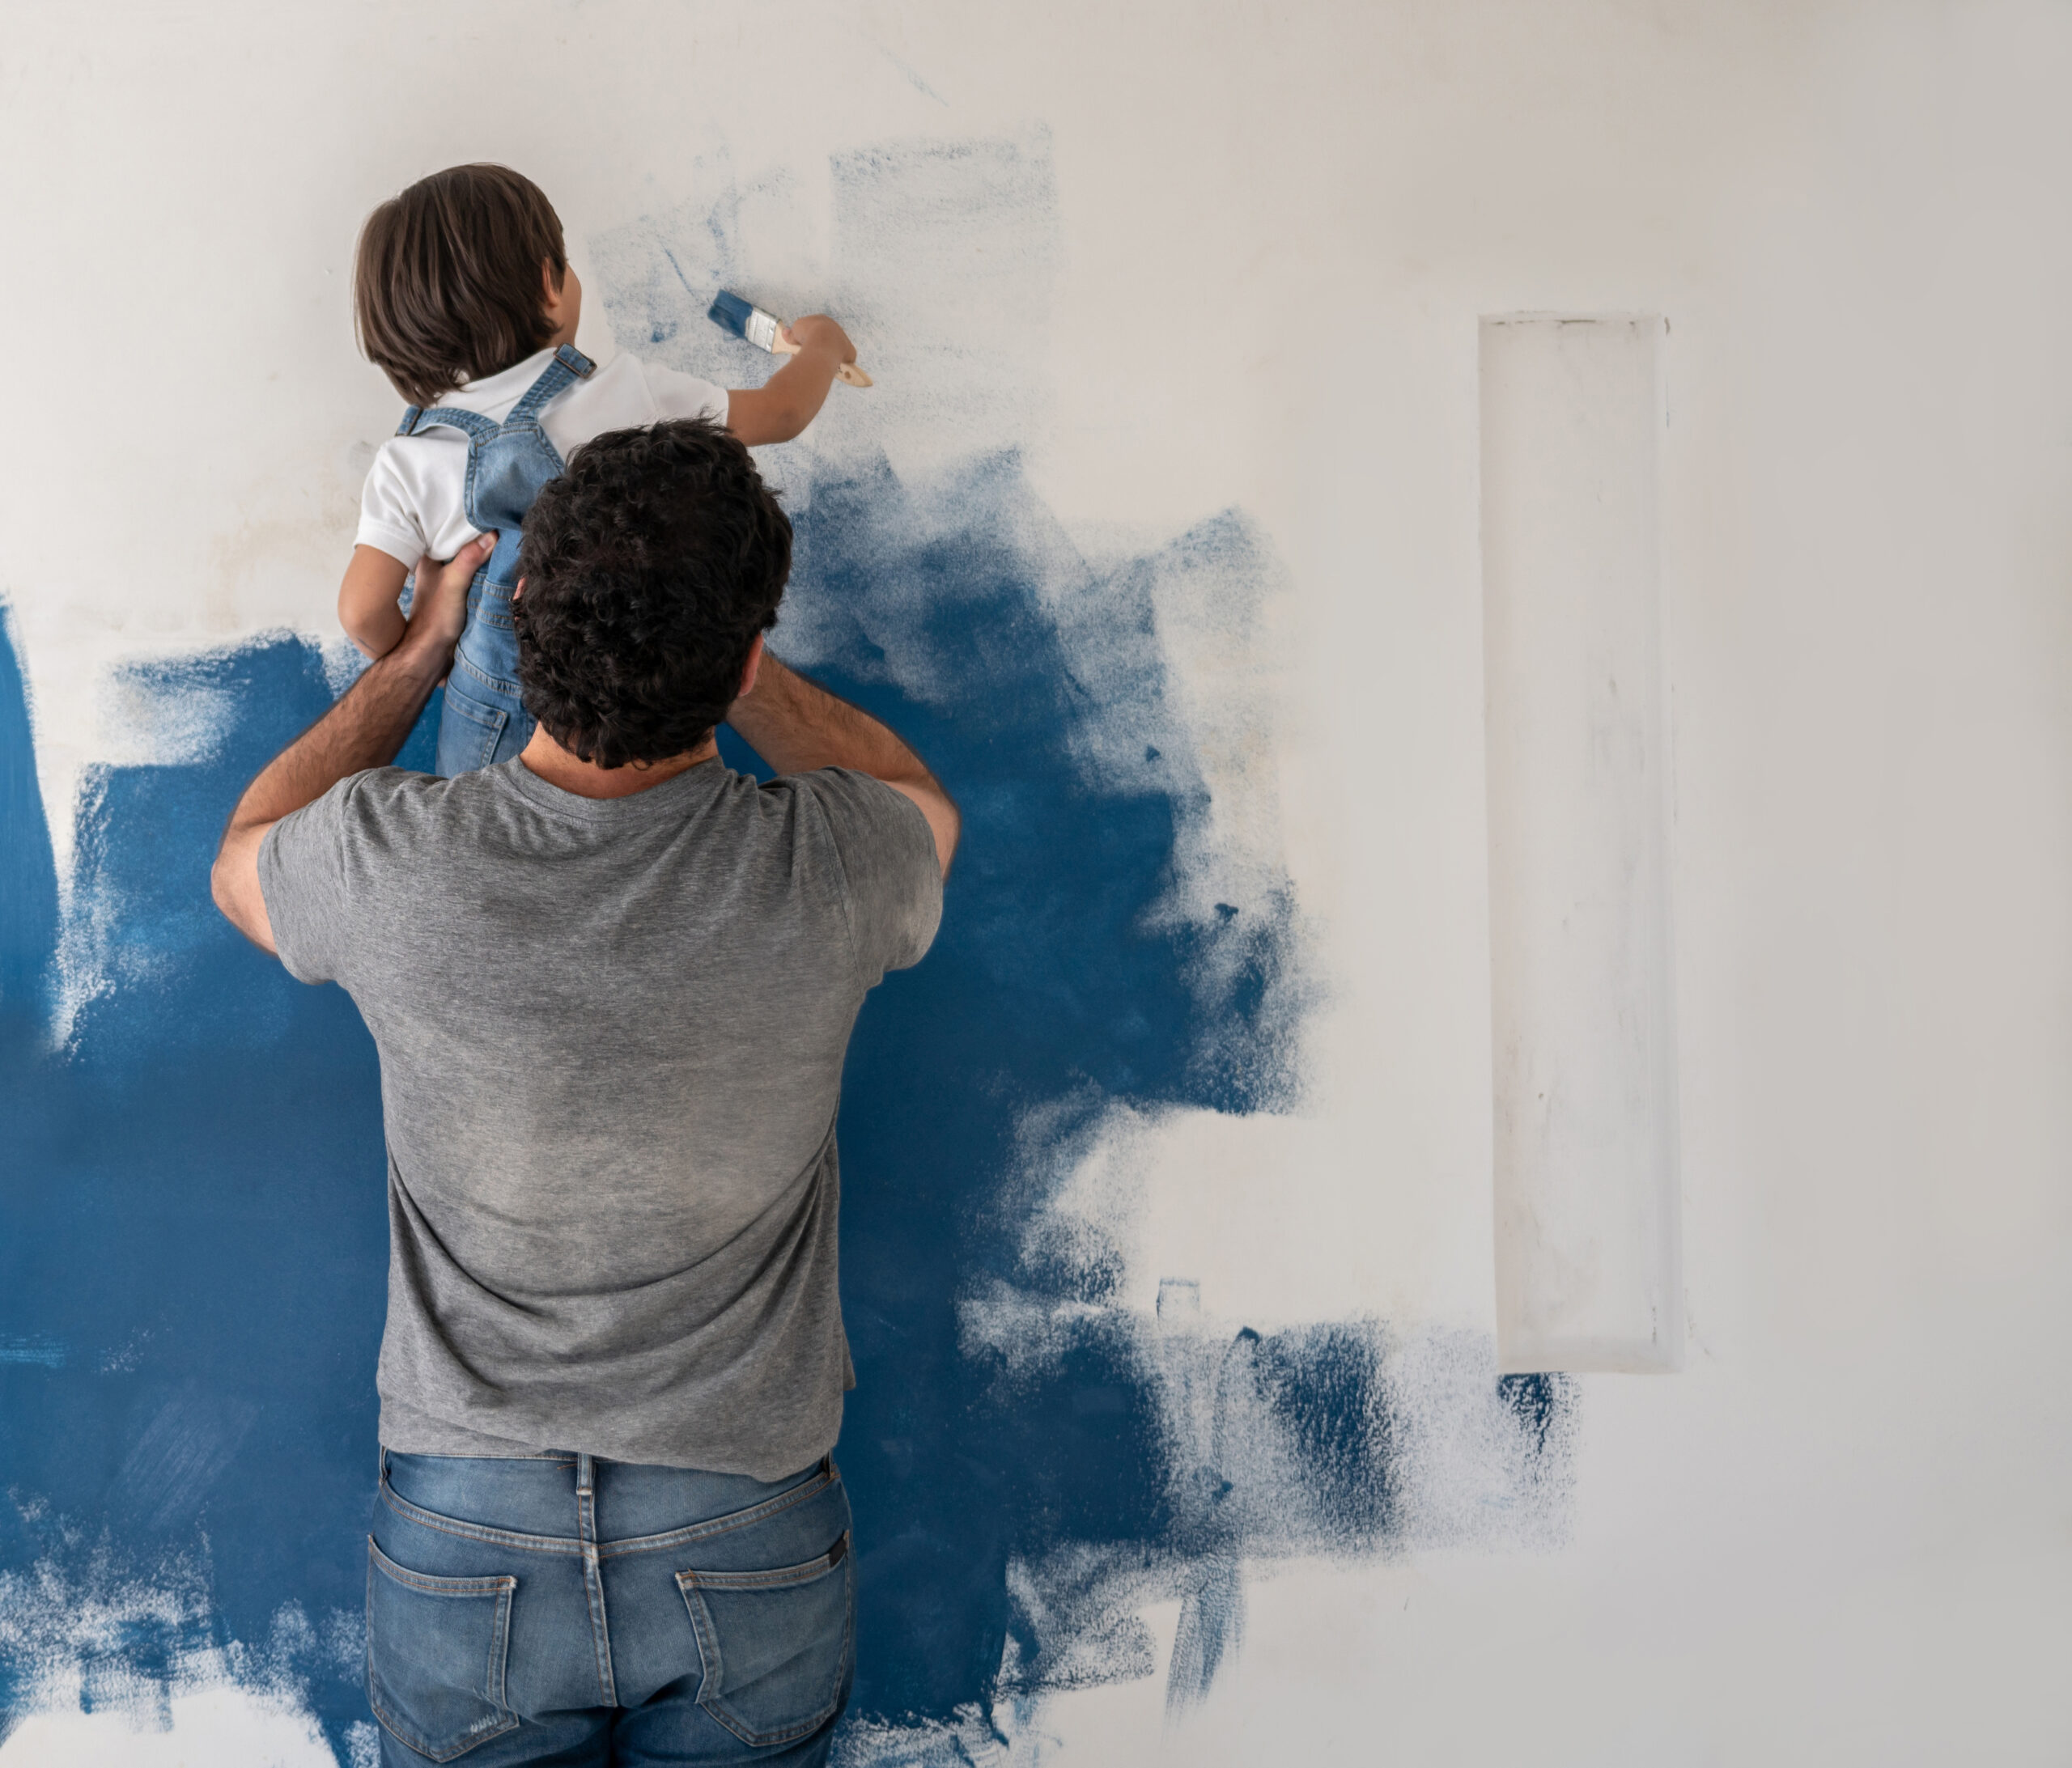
[707,291,781,353]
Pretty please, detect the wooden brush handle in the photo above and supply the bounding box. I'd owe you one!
[773,329,873,388]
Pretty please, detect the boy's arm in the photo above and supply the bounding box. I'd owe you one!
[339,545,414,659]
[725,316,857,447]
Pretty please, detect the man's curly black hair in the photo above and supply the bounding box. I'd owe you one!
[514,419,790,769]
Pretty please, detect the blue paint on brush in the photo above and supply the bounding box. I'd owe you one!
[706,288,773,349]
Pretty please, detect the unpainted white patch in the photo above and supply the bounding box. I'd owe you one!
[836,1698,1027,1767]
[0,1525,358,1762]
[96,670,240,770]
[0,1687,338,1767]
[949,1089,1572,1735]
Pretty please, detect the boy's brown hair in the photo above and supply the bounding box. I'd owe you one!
[355,164,567,409]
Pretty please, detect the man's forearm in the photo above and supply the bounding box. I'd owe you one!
[726,651,962,873]
[726,651,930,784]
[209,638,448,952]
[227,642,444,833]
[210,531,486,952]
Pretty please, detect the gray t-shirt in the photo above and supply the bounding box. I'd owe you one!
[257,755,941,1479]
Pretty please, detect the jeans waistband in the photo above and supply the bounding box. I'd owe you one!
[379,1449,837,1556]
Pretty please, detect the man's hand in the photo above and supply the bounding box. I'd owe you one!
[401,532,493,671]
[210,533,494,952]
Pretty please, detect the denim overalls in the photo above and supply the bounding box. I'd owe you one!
[398,344,595,776]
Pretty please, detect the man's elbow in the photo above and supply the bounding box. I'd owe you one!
[209,839,265,944]
[208,850,239,924]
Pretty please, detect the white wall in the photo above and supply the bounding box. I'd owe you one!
[2,1,2069,1760]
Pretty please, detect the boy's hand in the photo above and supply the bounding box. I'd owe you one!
[781,315,856,365]
[397,532,494,676]
[729,316,859,444]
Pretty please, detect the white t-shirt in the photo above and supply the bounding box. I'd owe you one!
[355,349,731,566]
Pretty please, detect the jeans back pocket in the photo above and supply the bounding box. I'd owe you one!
[366,1537,520,1762]
[434,676,512,778]
[677,1531,853,1748]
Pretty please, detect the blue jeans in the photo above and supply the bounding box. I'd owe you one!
[367,1449,854,1766]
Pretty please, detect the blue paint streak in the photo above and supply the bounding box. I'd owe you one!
[0,443,1310,1746]
[0,642,441,1755]
[0,607,57,1023]
[0,1339,66,1368]
[720,452,1306,1721]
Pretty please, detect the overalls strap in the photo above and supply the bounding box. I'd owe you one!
[503,344,597,428]
[397,403,499,443]
[395,345,594,441]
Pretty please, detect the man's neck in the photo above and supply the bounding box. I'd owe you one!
[518,725,716,799]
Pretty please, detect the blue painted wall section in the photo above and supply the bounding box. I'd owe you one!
[0,134,1573,1762]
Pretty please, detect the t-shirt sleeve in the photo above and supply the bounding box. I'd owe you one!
[355,442,431,566]
[641,360,732,430]
[795,768,944,984]
[255,773,375,986]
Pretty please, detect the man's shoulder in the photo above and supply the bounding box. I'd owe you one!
[765,770,944,979]
[770,768,942,890]
[294,764,468,838]
[777,765,923,823]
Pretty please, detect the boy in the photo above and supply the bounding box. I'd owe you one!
[341,162,855,774]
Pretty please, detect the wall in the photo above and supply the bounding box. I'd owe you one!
[2,2,2069,1762]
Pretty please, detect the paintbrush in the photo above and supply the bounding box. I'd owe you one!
[707,291,873,388]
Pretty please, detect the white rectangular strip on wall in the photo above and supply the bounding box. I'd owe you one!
[1480,314,1683,1375]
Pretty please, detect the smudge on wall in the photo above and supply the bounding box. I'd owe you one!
[0,133,1572,1763]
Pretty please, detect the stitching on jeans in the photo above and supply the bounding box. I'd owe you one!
[365,1541,520,1762]
[377,1461,837,1559]
[368,1535,518,1596]
[675,1536,851,1747]
[684,1584,847,1747]
[381,1483,582,1555]
[451,651,520,699]
[597,1464,835,1559]
[368,1688,518,1764]
[684,1579,724,1727]
[577,1457,618,1707]
[675,1531,848,1591]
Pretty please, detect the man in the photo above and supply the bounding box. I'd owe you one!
[211,420,957,1767]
